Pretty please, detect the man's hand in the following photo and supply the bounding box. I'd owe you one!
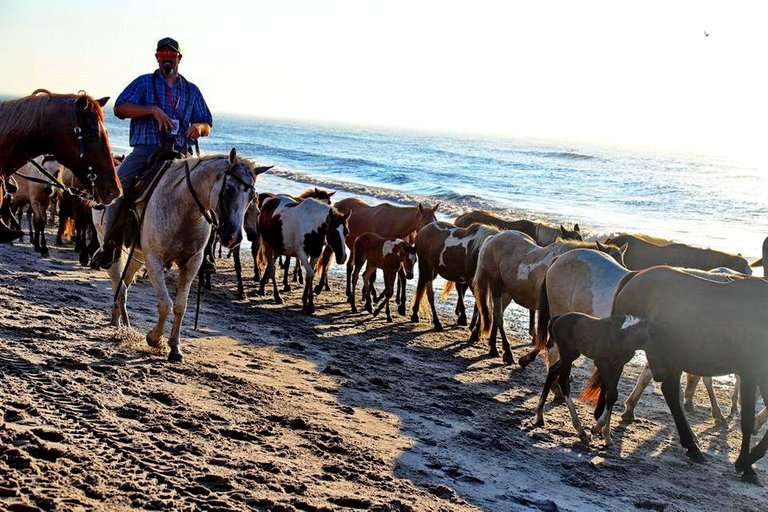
[151,107,174,132]
[186,123,211,139]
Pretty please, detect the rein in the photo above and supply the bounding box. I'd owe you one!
[184,157,257,236]
[16,156,93,201]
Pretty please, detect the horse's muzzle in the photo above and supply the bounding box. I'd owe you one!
[218,233,242,250]
[94,182,123,206]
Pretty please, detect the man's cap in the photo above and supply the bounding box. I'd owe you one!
[156,37,181,53]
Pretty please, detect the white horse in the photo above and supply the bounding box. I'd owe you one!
[96,148,270,362]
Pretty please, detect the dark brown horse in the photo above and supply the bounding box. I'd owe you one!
[455,209,582,245]
[410,221,500,331]
[314,198,439,298]
[0,90,121,242]
[612,266,768,483]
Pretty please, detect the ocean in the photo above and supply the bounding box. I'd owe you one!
[104,111,767,270]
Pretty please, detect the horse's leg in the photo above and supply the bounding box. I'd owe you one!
[561,360,589,442]
[730,374,741,418]
[251,237,261,282]
[362,266,375,313]
[702,376,728,426]
[373,271,395,323]
[350,258,363,313]
[746,380,768,478]
[498,293,515,365]
[683,373,700,411]
[270,254,282,304]
[233,246,244,300]
[425,276,443,332]
[396,268,407,316]
[165,256,201,363]
[528,309,535,340]
[313,244,333,295]
[455,283,467,326]
[486,286,503,358]
[735,374,758,483]
[535,359,560,427]
[299,253,315,314]
[345,248,355,299]
[660,373,705,462]
[145,255,172,349]
[410,263,427,323]
[281,255,292,292]
[36,216,49,258]
[594,370,621,446]
[622,363,654,423]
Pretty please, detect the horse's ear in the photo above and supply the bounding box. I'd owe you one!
[228,147,237,164]
[328,191,336,197]
[417,203,424,213]
[560,225,567,236]
[574,223,580,232]
[97,96,110,107]
[596,240,605,251]
[432,203,440,213]
[254,165,273,176]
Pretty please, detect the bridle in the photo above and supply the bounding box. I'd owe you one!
[184,156,257,236]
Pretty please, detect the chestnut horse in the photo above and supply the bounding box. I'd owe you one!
[0,90,121,241]
[313,198,439,298]
[349,233,417,322]
[612,266,768,483]
[471,231,624,364]
[10,156,61,257]
[410,221,500,331]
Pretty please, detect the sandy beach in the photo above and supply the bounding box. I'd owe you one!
[0,230,766,512]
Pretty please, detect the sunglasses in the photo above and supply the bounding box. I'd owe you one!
[155,51,180,59]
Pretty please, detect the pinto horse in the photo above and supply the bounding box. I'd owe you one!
[258,196,349,313]
[0,90,121,242]
[612,266,768,483]
[349,233,417,322]
[410,221,500,331]
[100,149,269,362]
[471,231,624,364]
[454,209,582,245]
[605,233,751,274]
[10,156,61,257]
[313,198,439,298]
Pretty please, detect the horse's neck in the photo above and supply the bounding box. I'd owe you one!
[157,160,219,221]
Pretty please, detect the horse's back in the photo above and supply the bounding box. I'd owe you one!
[613,266,768,373]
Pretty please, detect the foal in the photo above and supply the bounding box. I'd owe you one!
[535,312,650,446]
[349,233,417,322]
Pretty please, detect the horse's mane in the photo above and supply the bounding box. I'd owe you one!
[0,90,105,141]
[297,187,334,201]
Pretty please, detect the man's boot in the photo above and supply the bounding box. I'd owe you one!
[91,199,130,270]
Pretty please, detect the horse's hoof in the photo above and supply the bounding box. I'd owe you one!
[433,324,443,333]
[282,285,291,292]
[41,250,49,258]
[397,306,406,316]
[533,417,544,428]
[713,415,729,428]
[502,352,514,365]
[469,333,479,343]
[351,306,358,314]
[620,411,635,423]
[146,334,162,348]
[364,304,373,314]
[579,432,591,444]
[303,305,315,315]
[410,314,419,323]
[519,355,533,368]
[686,448,707,464]
[457,317,467,327]
[167,352,183,363]
[741,469,760,485]
[386,317,393,323]
[488,347,499,358]
[274,297,283,305]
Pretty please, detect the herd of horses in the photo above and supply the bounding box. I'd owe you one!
[3,90,768,486]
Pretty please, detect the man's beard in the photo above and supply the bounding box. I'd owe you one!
[161,61,176,76]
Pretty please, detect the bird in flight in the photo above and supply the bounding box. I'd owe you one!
[704,30,710,37]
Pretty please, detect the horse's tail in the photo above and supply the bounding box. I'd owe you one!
[535,275,551,352]
[472,262,493,338]
[441,280,456,301]
[581,366,602,405]
[63,217,75,241]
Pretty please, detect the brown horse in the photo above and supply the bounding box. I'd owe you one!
[349,233,417,322]
[0,90,121,243]
[471,230,623,364]
[410,221,500,331]
[612,266,768,483]
[454,209,582,245]
[9,156,61,257]
[535,312,651,445]
[314,198,439,298]
[605,233,751,274]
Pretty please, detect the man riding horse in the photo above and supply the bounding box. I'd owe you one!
[91,37,214,270]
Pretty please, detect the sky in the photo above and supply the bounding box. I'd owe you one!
[1,1,767,161]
